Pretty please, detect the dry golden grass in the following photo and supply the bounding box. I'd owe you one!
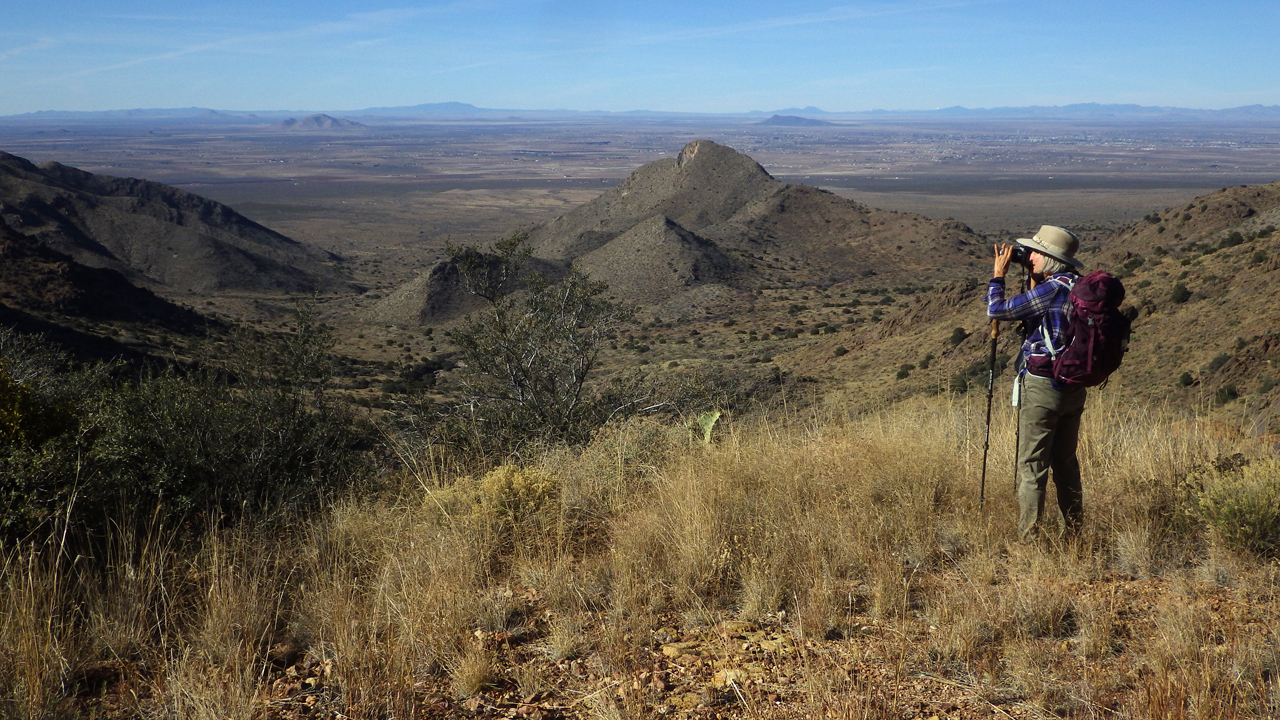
[2,391,1278,718]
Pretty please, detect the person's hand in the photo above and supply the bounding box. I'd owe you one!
[993,244,1013,279]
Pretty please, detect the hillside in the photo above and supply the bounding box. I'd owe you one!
[755,114,836,126]
[375,141,987,327]
[0,215,214,362]
[0,151,350,294]
[528,140,983,285]
[272,114,366,131]
[771,182,1280,434]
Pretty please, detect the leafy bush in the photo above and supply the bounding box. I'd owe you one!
[479,465,558,525]
[1215,384,1238,405]
[1122,256,1145,272]
[1219,231,1245,249]
[1206,353,1232,373]
[1197,459,1280,558]
[0,312,370,539]
[1170,283,1192,304]
[442,236,638,456]
[1177,372,1194,387]
[948,327,969,346]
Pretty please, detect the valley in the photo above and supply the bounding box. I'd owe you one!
[3,116,1279,423]
[3,113,1280,720]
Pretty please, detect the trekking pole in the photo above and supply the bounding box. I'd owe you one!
[1013,272,1029,498]
[979,318,999,507]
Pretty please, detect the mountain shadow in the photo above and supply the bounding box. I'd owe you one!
[527,139,984,285]
[0,151,350,294]
[390,140,988,324]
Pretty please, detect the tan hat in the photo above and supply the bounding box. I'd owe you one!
[1016,225,1083,268]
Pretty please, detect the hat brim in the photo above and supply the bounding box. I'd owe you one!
[1015,237,1085,268]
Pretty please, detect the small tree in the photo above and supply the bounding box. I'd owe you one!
[446,232,531,302]
[449,235,635,453]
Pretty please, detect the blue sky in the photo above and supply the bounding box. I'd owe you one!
[3,1,1278,115]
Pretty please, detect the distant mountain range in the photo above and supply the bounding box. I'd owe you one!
[5,102,1280,124]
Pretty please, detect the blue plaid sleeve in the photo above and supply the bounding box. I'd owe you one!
[987,279,1060,321]
[987,276,1074,359]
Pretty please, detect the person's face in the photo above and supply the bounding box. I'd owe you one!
[1030,251,1049,275]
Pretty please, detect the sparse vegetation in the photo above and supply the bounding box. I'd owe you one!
[3,395,1277,719]
[7,119,1280,720]
[441,236,637,456]
[1196,458,1280,558]
[1215,384,1239,405]
[0,313,369,540]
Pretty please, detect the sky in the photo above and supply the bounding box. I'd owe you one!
[2,1,1279,116]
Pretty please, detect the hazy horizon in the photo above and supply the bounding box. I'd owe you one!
[4,1,1279,117]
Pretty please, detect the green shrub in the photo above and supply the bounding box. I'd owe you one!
[449,246,636,454]
[0,313,370,539]
[948,328,969,346]
[1220,231,1245,249]
[479,465,558,525]
[1177,372,1194,387]
[1215,385,1238,405]
[1170,283,1192,303]
[1197,459,1280,558]
[1206,353,1232,373]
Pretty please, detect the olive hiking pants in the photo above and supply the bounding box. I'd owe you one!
[1017,373,1088,541]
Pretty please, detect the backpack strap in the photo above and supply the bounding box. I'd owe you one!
[1038,274,1077,360]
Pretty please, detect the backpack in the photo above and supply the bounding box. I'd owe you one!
[1042,271,1131,389]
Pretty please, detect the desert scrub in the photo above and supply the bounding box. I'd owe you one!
[480,465,559,525]
[0,311,371,540]
[1196,458,1280,558]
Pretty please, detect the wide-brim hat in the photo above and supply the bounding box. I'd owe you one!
[1016,225,1084,268]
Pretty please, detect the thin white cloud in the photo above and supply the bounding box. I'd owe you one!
[429,0,995,75]
[49,2,494,80]
[617,0,995,47]
[0,37,58,63]
[348,37,392,49]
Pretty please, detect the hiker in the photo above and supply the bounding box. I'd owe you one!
[987,226,1086,541]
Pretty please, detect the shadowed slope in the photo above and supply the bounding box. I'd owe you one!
[574,215,747,306]
[0,151,349,294]
[529,140,986,285]
[529,140,780,260]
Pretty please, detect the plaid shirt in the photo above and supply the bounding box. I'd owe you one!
[987,273,1076,371]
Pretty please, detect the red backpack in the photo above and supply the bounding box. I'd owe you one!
[1044,271,1131,389]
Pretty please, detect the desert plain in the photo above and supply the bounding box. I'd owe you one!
[2,112,1280,720]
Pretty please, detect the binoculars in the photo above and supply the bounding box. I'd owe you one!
[1009,245,1035,267]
